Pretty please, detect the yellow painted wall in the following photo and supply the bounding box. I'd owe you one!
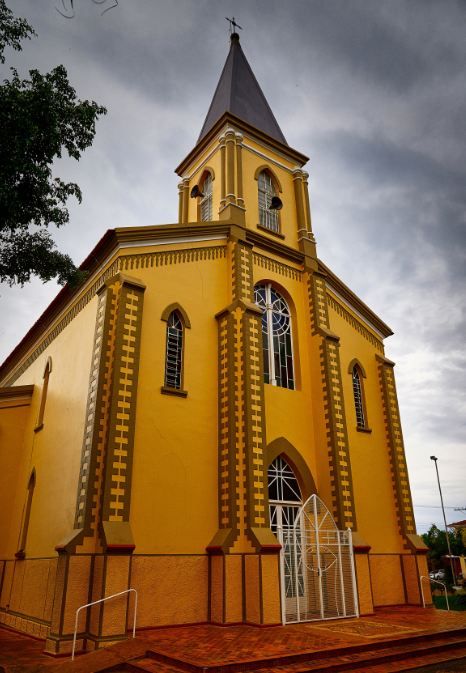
[327,296,404,554]
[224,554,243,623]
[0,400,31,557]
[402,554,421,604]
[261,554,281,624]
[0,557,56,639]
[129,555,208,627]
[355,554,374,615]
[5,297,98,557]
[370,555,405,606]
[130,244,227,553]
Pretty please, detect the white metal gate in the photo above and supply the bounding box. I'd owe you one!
[278,494,359,624]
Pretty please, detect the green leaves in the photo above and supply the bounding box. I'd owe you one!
[0,0,35,64]
[0,1,106,286]
[421,524,466,562]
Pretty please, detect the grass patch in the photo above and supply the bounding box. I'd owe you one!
[433,593,466,611]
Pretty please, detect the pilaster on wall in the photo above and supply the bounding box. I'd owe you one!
[293,169,317,263]
[64,273,146,555]
[210,232,278,555]
[73,285,114,549]
[376,355,424,554]
[178,178,190,224]
[44,552,133,655]
[47,273,145,654]
[218,130,246,224]
[307,270,357,530]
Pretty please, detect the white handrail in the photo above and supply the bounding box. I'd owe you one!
[71,588,137,661]
[420,576,449,611]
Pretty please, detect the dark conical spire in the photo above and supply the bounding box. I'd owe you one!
[198,33,288,145]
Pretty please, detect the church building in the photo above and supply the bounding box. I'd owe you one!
[0,31,429,655]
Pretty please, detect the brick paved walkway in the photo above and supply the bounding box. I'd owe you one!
[0,607,466,673]
[0,626,56,669]
[135,607,466,668]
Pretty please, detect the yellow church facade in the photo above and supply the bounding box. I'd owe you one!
[0,33,429,655]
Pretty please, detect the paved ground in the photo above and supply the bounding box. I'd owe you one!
[0,607,466,673]
[132,607,466,668]
[0,626,56,670]
[410,658,466,672]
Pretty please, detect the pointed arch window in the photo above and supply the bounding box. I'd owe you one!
[258,170,279,233]
[350,363,370,431]
[255,283,294,389]
[161,305,190,397]
[165,311,184,389]
[268,456,302,503]
[200,172,213,221]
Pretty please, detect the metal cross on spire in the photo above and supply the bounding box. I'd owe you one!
[225,16,243,35]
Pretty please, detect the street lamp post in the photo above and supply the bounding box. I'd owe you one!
[430,455,456,585]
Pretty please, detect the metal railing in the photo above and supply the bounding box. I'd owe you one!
[71,588,138,661]
[420,576,449,611]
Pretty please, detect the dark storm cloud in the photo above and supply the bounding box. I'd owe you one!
[257,0,465,92]
[318,131,465,198]
[312,130,466,281]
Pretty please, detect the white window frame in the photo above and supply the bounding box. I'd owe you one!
[352,367,365,428]
[255,283,295,389]
[164,311,184,389]
[200,173,213,221]
[258,171,279,233]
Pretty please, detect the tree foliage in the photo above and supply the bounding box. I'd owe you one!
[0,0,34,62]
[422,524,466,565]
[0,0,106,285]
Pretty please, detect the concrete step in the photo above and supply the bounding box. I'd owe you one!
[123,632,466,673]
[347,649,466,673]
[124,659,186,673]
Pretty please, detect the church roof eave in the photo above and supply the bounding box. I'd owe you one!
[318,259,393,338]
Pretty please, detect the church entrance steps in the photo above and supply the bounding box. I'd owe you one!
[122,634,466,673]
[2,608,466,673]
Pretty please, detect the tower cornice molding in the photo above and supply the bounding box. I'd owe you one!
[175,112,308,176]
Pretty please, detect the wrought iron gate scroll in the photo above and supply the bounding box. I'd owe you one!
[280,494,359,624]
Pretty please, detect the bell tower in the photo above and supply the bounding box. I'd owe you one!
[175,31,317,265]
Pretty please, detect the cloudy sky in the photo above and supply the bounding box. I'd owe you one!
[1,0,465,534]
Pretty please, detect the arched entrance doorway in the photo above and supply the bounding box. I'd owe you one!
[268,455,359,624]
[268,455,303,623]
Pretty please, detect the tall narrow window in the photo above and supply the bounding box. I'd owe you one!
[258,170,279,233]
[165,311,184,389]
[255,283,294,389]
[35,356,52,432]
[352,366,366,429]
[16,470,35,559]
[200,172,213,221]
